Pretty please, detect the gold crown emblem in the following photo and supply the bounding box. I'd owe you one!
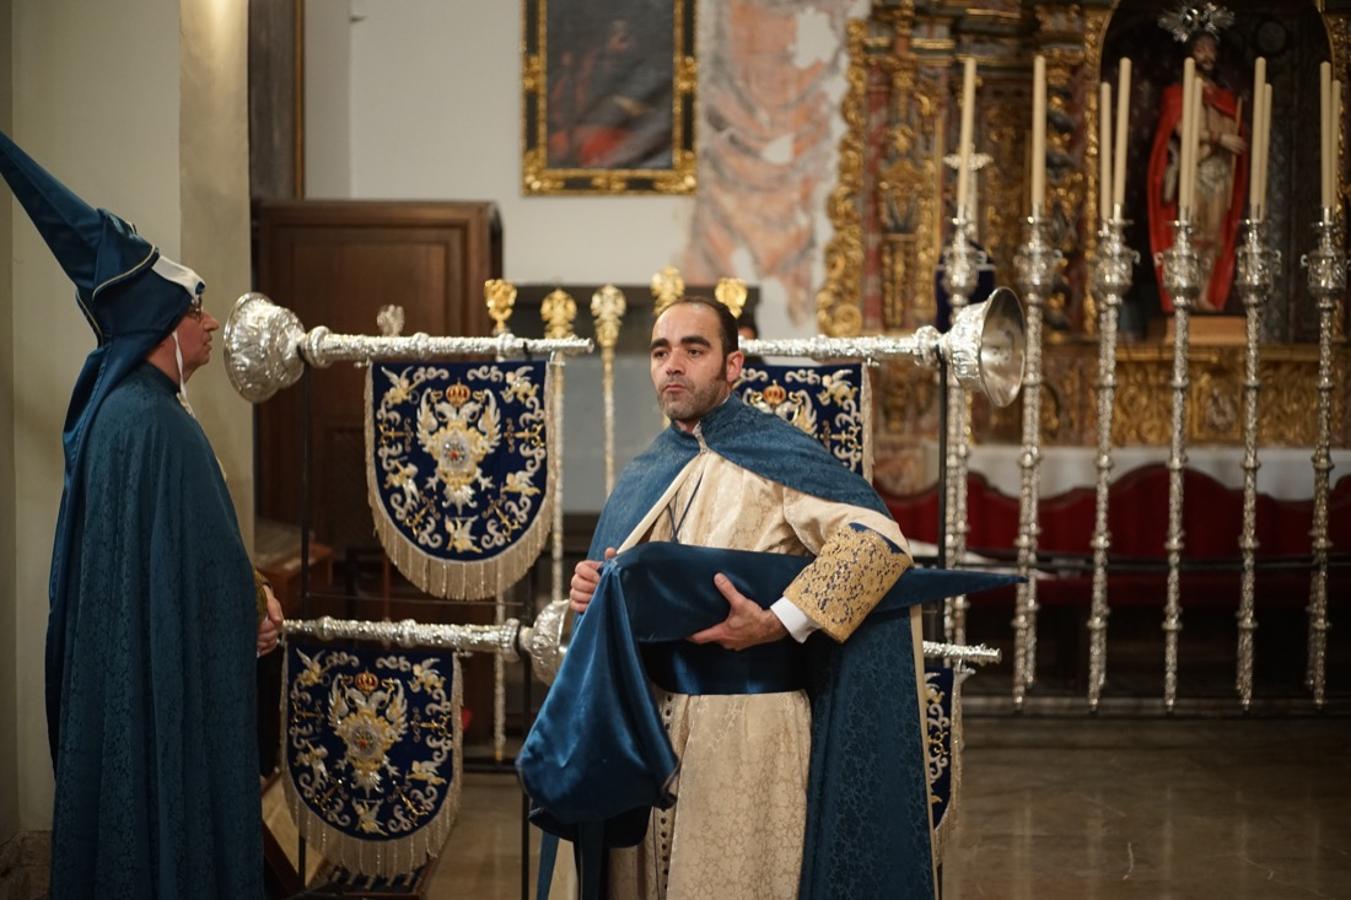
[354,671,379,693]
[446,383,471,406]
[764,383,787,406]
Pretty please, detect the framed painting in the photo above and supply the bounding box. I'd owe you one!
[522,0,696,194]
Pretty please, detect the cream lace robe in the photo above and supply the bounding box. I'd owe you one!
[553,430,912,900]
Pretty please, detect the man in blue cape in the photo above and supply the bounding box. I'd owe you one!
[518,297,1017,899]
[0,131,283,898]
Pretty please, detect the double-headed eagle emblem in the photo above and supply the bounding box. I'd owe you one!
[417,382,501,511]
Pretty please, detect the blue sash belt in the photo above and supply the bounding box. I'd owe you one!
[642,641,807,696]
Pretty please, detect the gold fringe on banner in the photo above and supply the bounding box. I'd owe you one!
[928,666,968,863]
[281,653,465,878]
[363,364,556,601]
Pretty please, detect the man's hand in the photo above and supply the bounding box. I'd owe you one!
[688,573,788,651]
[257,585,284,657]
[569,547,618,614]
[1216,132,1247,155]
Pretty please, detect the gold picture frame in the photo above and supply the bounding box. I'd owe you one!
[522,0,697,195]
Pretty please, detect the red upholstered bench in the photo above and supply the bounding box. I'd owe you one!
[881,463,1351,608]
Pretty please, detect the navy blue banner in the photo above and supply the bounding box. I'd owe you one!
[367,360,552,598]
[283,642,462,876]
[736,363,866,475]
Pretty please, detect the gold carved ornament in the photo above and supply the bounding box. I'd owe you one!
[1079,7,1112,334]
[591,284,627,350]
[817,18,869,337]
[592,284,627,493]
[783,526,912,642]
[715,277,748,320]
[878,55,942,332]
[484,278,517,335]
[541,288,578,340]
[981,89,1030,291]
[651,265,685,317]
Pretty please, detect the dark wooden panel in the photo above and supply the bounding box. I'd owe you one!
[254,200,501,535]
[253,200,503,743]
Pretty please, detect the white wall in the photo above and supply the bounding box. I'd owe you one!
[329,0,848,509]
[347,0,695,288]
[10,0,183,829]
[5,0,252,831]
[181,0,254,549]
[305,0,352,197]
[333,0,694,510]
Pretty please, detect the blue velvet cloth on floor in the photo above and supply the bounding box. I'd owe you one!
[48,365,262,899]
[518,541,1020,900]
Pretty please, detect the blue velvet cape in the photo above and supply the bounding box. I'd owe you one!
[0,131,197,758]
[518,397,1018,899]
[48,366,262,899]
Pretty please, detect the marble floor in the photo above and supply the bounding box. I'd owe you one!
[416,717,1351,900]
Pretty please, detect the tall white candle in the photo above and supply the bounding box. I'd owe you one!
[1100,81,1113,224]
[957,57,977,221]
[1321,61,1332,210]
[1032,55,1046,217]
[1248,57,1266,216]
[1180,58,1195,220]
[1250,85,1266,219]
[1258,82,1273,219]
[1188,75,1203,216]
[1335,79,1343,209]
[969,163,980,241]
[1113,57,1132,213]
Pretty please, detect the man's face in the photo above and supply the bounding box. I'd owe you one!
[176,296,220,381]
[1192,34,1218,74]
[649,304,743,427]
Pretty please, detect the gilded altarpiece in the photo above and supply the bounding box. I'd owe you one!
[820,0,1351,495]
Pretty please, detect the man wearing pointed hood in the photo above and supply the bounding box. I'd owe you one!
[1,130,281,898]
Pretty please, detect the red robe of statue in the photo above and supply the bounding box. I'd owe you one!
[1147,80,1249,313]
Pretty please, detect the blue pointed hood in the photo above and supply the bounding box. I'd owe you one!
[0,129,201,341]
[0,130,208,759]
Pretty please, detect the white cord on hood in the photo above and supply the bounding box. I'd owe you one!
[172,330,197,418]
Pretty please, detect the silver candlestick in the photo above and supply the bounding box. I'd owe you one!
[1157,219,1201,713]
[1234,219,1279,711]
[283,599,571,686]
[941,216,986,645]
[223,293,593,403]
[1086,214,1138,712]
[1300,210,1346,709]
[1010,215,1061,708]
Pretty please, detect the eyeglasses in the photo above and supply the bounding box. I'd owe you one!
[185,296,205,321]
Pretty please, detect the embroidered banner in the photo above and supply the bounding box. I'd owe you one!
[283,643,463,878]
[737,363,868,475]
[366,361,553,599]
[924,662,962,860]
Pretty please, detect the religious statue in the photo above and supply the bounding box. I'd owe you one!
[1147,3,1248,313]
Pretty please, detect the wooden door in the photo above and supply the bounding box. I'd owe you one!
[253,200,503,743]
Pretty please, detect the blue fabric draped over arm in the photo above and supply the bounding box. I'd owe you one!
[518,541,1020,899]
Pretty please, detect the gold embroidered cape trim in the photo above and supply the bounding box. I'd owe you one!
[783,525,912,642]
